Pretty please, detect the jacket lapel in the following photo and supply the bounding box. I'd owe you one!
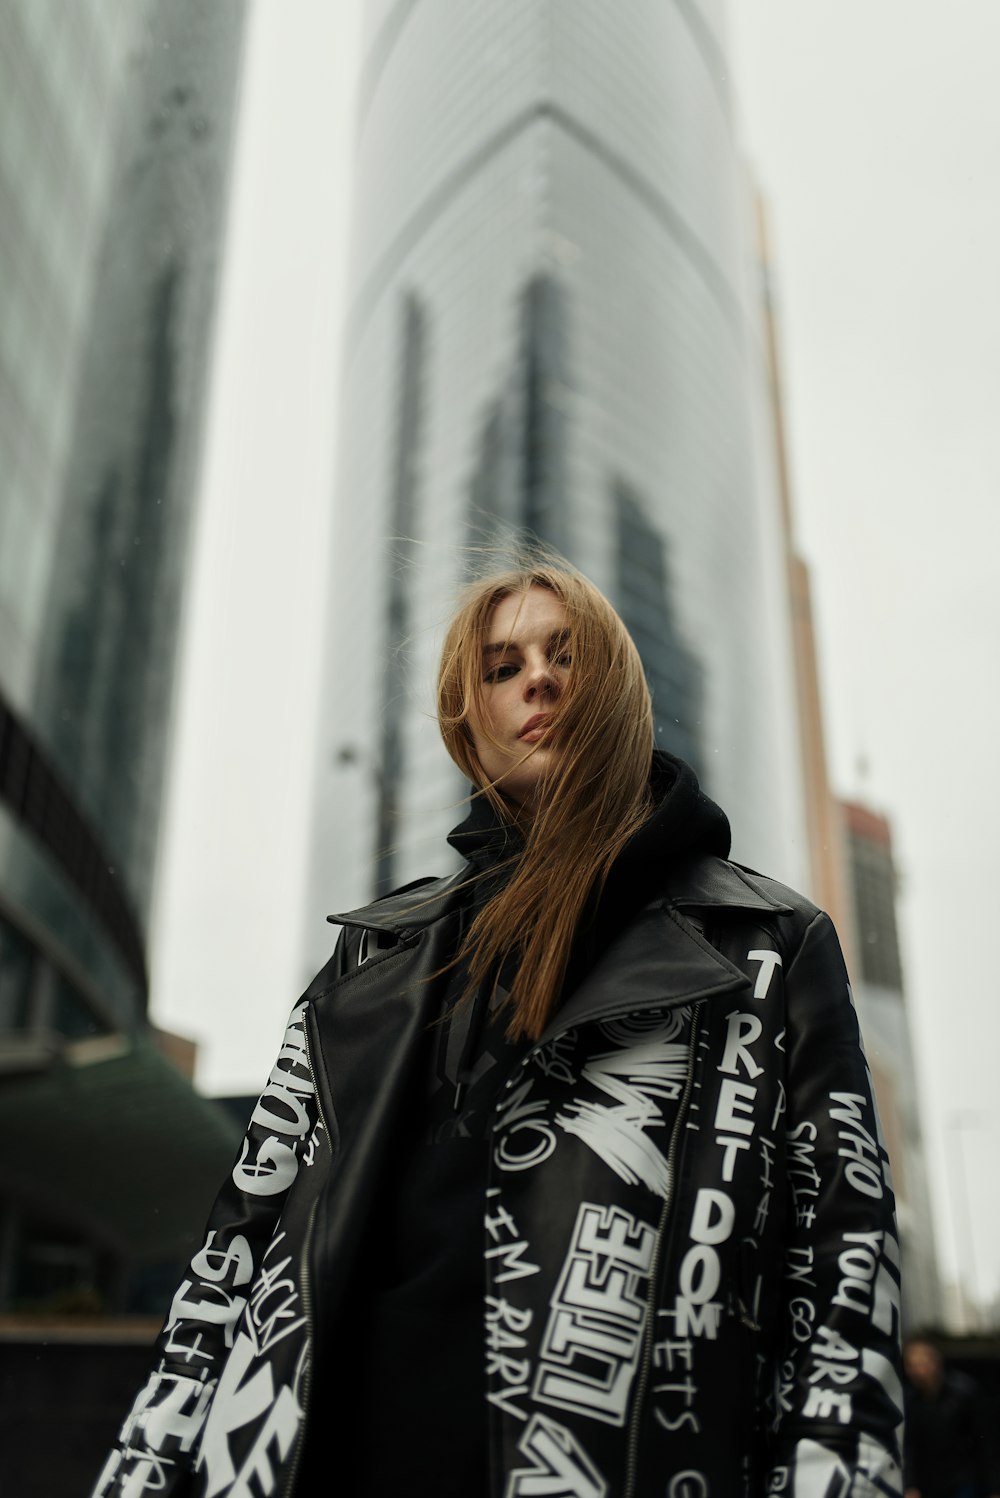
[539,900,750,1044]
[664,854,794,914]
[327,868,470,934]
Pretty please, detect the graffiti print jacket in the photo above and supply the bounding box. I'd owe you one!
[94,856,903,1498]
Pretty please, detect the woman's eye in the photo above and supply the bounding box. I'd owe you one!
[485,662,518,683]
[555,652,572,667]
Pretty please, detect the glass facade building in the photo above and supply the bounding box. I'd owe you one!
[0,0,245,1311]
[305,0,808,956]
[31,0,246,982]
[0,0,135,713]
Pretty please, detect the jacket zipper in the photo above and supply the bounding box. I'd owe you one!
[622,1002,703,1498]
[280,1023,325,1498]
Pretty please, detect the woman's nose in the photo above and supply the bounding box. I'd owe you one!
[523,655,560,700]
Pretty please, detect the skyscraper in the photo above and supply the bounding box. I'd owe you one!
[0,0,245,1312]
[0,1,135,714]
[753,197,857,958]
[33,0,246,960]
[305,0,808,952]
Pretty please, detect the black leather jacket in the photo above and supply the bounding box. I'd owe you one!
[94,856,903,1498]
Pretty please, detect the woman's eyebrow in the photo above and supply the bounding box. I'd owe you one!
[482,628,570,659]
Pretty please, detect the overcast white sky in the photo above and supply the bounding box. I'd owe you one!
[728,2,1000,1316]
[152,2,1000,1314]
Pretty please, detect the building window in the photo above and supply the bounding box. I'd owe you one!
[0,914,34,1030]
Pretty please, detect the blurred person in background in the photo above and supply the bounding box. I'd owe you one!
[94,561,903,1496]
[904,1332,1000,1498]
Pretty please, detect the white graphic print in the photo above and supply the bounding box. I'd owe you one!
[554,1014,690,1196]
[669,1187,735,1340]
[101,1372,216,1496]
[302,1120,324,1167]
[787,1243,816,1289]
[534,1030,578,1085]
[766,1439,850,1496]
[832,1230,890,1319]
[874,1230,902,1338]
[486,1188,542,1284]
[804,1322,861,1425]
[506,1413,607,1498]
[787,1119,820,1230]
[535,1202,655,1427]
[755,1129,776,1236]
[197,1332,304,1498]
[246,1232,307,1356]
[599,1009,689,1047]
[494,1077,558,1173]
[829,1090,886,1201]
[487,1295,535,1422]
[767,1434,902,1497]
[862,1346,904,1425]
[651,1322,700,1435]
[747,948,783,998]
[164,1231,254,1362]
[856,1433,905,1496]
[667,1475,709,1498]
[714,1008,765,1185]
[135,1374,214,1456]
[233,1002,314,1198]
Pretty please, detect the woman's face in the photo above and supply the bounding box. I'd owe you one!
[466,585,571,807]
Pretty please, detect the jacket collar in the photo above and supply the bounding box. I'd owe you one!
[327,868,471,935]
[327,855,788,1042]
[664,855,794,914]
[329,853,791,936]
[534,855,793,1040]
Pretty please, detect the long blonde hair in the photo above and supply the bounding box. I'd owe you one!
[436,561,654,1039]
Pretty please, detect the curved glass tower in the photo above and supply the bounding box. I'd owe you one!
[305,0,808,957]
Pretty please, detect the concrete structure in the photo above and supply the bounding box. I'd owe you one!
[305,0,809,953]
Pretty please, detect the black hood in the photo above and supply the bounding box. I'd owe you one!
[443,751,731,1099]
[447,750,730,979]
[598,747,731,905]
[448,749,729,872]
[447,790,524,871]
[568,750,730,989]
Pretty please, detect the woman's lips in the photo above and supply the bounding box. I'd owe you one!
[519,714,552,743]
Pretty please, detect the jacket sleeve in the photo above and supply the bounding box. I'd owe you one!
[765,910,904,1496]
[91,984,330,1498]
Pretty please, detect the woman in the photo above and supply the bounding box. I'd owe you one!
[95,563,903,1497]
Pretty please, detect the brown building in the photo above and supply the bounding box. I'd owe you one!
[754,196,941,1326]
